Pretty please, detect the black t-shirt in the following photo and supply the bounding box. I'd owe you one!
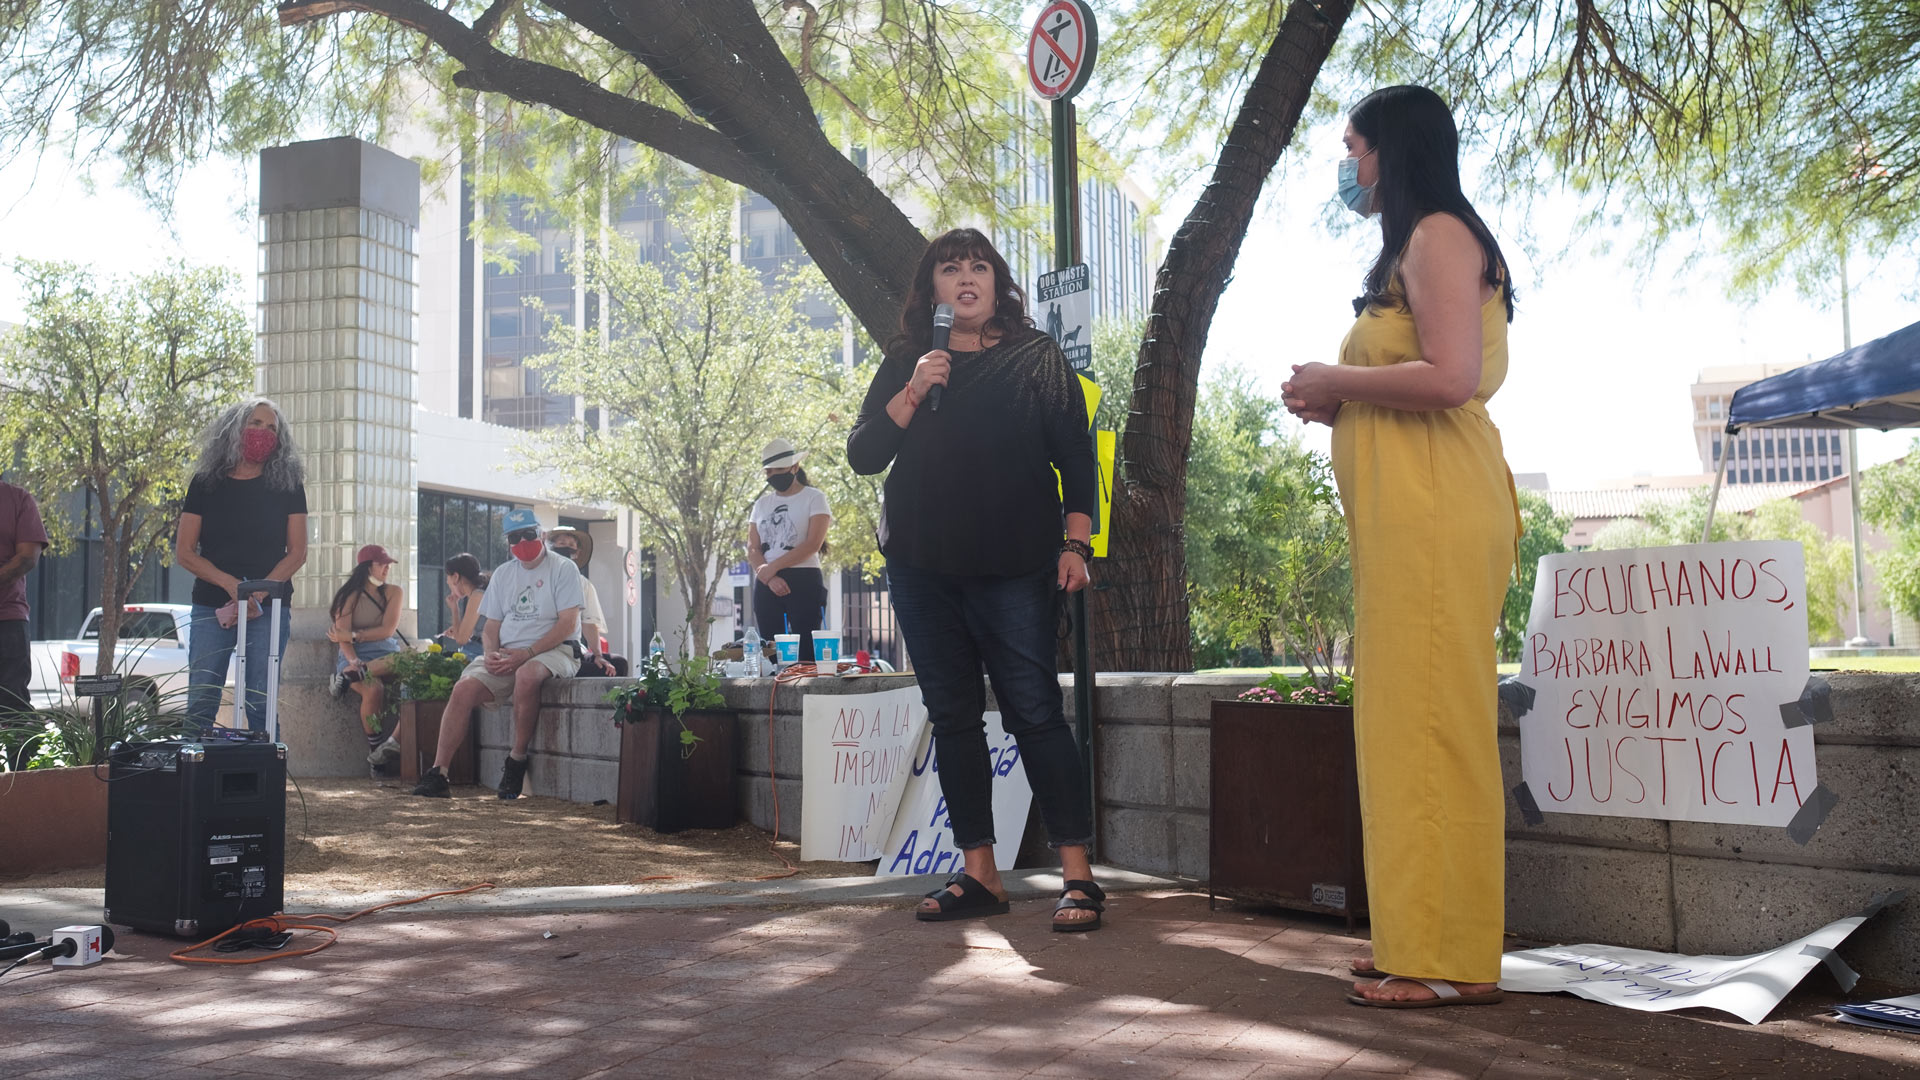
[181,474,309,608]
[846,327,1097,576]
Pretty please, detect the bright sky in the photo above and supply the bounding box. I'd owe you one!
[0,131,1911,491]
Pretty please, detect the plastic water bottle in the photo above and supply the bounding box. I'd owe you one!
[742,624,762,678]
[648,631,664,660]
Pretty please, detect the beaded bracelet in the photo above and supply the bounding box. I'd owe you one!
[1060,538,1094,561]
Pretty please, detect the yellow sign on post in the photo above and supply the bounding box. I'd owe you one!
[1054,373,1117,558]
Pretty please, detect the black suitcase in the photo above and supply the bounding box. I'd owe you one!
[104,579,292,938]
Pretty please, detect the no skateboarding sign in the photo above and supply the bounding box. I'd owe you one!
[1027,1,1098,101]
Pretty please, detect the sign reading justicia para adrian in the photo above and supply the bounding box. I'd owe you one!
[1516,541,1819,828]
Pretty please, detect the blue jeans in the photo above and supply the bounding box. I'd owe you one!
[187,602,292,733]
[887,564,1092,851]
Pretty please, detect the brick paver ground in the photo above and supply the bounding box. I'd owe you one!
[2,891,1916,1079]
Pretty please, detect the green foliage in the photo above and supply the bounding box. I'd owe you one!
[521,183,845,639]
[606,652,724,758]
[1860,442,1920,624]
[1183,367,1351,680]
[0,260,254,674]
[1,683,194,771]
[1235,669,1354,707]
[1499,489,1570,662]
[367,643,474,731]
[1589,488,1855,644]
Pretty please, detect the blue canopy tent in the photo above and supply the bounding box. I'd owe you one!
[1706,318,1920,642]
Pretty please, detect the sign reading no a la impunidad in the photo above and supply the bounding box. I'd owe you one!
[1516,541,1819,829]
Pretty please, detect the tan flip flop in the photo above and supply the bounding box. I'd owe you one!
[1347,975,1505,1009]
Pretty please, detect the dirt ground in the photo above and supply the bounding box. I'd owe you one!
[4,776,871,892]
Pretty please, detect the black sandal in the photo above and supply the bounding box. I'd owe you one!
[915,872,1010,922]
[1052,879,1106,933]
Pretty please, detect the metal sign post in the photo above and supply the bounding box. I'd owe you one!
[1028,0,1099,856]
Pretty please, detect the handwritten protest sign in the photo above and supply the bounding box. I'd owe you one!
[1517,541,1818,828]
[800,687,927,861]
[876,713,1033,878]
[1499,894,1894,1023]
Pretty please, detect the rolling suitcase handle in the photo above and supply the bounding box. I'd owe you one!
[232,579,295,740]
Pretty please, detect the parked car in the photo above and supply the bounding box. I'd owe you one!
[27,605,231,712]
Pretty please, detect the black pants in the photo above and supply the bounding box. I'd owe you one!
[754,567,825,661]
[886,564,1092,851]
[0,619,29,720]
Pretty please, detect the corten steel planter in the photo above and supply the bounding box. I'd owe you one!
[0,765,108,874]
[395,699,478,785]
[1208,698,1368,930]
[616,706,737,834]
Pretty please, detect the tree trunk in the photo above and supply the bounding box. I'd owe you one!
[1091,0,1352,672]
[94,505,123,679]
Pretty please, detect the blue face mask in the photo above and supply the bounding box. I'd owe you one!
[1338,152,1376,216]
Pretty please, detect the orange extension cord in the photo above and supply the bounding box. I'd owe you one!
[168,882,498,965]
[755,660,875,880]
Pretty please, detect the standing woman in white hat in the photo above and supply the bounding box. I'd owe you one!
[746,438,834,661]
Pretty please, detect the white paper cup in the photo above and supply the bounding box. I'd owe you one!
[774,634,801,663]
[811,631,841,663]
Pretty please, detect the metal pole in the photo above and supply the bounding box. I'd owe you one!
[1052,97,1096,855]
[1841,252,1875,646]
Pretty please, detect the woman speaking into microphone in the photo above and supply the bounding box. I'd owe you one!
[848,228,1105,931]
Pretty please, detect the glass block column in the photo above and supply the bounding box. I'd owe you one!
[258,138,420,611]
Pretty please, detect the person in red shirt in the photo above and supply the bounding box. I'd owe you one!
[0,478,50,729]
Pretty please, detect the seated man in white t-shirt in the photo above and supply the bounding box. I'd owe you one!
[412,509,582,801]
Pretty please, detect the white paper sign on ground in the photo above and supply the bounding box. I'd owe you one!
[800,687,928,861]
[1499,898,1890,1024]
[875,712,1034,878]
[1517,541,1818,827]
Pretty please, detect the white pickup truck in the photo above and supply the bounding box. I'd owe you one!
[27,604,231,711]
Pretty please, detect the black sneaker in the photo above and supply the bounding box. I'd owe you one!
[497,754,529,800]
[411,767,450,798]
[327,671,350,699]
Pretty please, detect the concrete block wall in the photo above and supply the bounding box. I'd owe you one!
[267,657,1920,984]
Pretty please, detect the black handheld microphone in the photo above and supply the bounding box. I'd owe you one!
[928,304,954,412]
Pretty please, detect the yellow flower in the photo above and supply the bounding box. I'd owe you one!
[451,652,466,662]
[427,642,443,653]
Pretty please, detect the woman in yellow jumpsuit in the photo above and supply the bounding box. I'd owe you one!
[1283,85,1521,1009]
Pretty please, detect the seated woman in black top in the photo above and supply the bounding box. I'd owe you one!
[848,228,1103,931]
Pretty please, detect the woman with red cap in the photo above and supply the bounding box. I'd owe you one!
[326,544,405,767]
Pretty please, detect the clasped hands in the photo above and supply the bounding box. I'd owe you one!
[484,646,530,675]
[754,563,790,596]
[1281,363,1342,426]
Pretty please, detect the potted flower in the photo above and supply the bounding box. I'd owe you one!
[379,643,478,784]
[1209,669,1366,928]
[609,651,735,833]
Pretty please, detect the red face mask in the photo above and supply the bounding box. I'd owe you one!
[242,428,278,463]
[511,538,545,562]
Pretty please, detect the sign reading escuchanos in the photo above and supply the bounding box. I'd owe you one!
[1516,541,1819,829]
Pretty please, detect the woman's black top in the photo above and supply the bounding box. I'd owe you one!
[181,473,308,608]
[848,327,1097,577]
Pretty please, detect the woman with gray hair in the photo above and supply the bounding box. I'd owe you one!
[174,397,309,732]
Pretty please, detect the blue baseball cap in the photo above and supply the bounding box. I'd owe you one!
[501,508,541,537]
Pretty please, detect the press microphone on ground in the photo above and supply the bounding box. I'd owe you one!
[928,303,954,412]
[0,925,114,964]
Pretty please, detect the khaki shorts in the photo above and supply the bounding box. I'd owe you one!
[459,645,576,702]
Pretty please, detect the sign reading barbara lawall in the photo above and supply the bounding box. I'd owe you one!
[1518,541,1818,828]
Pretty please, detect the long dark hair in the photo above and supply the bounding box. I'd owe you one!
[1349,85,1514,323]
[329,560,380,620]
[444,553,488,592]
[886,228,1034,358]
